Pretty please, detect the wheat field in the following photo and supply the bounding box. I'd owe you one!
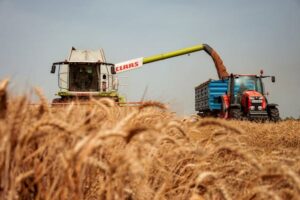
[0,79,300,200]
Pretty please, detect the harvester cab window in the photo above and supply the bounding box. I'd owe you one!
[99,64,113,92]
[58,64,69,90]
[69,64,99,91]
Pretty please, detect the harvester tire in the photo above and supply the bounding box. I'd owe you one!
[268,107,280,122]
[229,108,242,120]
[52,98,62,104]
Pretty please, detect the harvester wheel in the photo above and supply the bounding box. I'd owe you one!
[52,98,62,104]
[268,107,280,122]
[229,108,242,120]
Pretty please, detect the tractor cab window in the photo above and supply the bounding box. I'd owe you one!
[234,76,263,95]
[69,64,99,91]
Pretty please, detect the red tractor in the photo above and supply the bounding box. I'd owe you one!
[202,73,280,121]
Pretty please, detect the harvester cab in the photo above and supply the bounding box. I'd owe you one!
[50,47,122,103]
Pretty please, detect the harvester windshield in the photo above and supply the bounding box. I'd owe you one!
[69,64,99,91]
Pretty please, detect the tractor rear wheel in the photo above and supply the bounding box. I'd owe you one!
[268,107,280,122]
[229,108,243,120]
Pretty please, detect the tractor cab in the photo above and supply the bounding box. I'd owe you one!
[50,47,121,103]
[229,74,275,101]
[234,75,263,94]
[230,75,264,103]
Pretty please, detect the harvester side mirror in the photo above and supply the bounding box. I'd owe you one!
[111,66,116,74]
[271,76,275,83]
[51,64,56,74]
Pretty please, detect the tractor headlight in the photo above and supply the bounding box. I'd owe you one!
[258,106,262,110]
[250,106,255,110]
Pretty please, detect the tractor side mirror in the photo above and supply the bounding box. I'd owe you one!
[51,64,56,74]
[111,66,116,74]
[271,76,275,83]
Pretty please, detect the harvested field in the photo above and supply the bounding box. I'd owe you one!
[0,80,300,200]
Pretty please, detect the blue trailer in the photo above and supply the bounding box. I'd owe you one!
[195,79,228,116]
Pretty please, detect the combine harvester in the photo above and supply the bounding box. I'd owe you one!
[51,44,279,121]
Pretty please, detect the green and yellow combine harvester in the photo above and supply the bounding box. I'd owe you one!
[51,43,279,121]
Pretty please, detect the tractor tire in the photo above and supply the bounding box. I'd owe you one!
[268,107,280,122]
[229,108,243,120]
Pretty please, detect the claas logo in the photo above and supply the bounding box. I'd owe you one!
[115,61,140,72]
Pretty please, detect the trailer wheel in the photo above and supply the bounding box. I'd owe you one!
[229,108,242,120]
[268,107,280,122]
[197,112,205,118]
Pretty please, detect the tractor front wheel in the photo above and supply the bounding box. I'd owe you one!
[268,107,280,122]
[229,108,243,120]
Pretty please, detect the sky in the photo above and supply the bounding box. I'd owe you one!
[0,0,300,118]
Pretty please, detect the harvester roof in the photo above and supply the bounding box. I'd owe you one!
[67,47,107,63]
